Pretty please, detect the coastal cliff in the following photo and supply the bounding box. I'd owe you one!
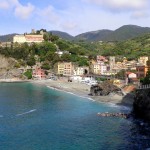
[0,54,23,79]
[133,88,150,121]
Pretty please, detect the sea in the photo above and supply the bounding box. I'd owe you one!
[0,82,150,150]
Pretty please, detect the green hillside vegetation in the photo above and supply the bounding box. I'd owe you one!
[1,25,150,42]
[75,25,150,42]
[75,30,113,41]
[49,31,74,41]
[103,25,150,41]
[0,33,95,70]
[100,33,150,59]
[0,31,149,69]
[0,34,17,42]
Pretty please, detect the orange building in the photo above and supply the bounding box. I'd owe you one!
[136,65,149,79]
[57,62,74,76]
[32,68,46,80]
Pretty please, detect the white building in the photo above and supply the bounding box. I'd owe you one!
[13,34,44,43]
[74,67,89,76]
[138,56,148,66]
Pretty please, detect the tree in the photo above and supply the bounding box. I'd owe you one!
[26,56,36,66]
[41,61,50,70]
[141,70,150,85]
[24,70,32,79]
[61,53,71,62]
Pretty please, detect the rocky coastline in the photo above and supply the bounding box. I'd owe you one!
[133,88,150,121]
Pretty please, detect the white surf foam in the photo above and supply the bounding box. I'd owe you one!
[47,85,91,100]
[16,109,36,116]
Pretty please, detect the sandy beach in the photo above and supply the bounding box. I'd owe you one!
[32,79,134,107]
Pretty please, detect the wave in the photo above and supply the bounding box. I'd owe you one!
[47,85,95,102]
[107,103,132,111]
[0,115,3,118]
[16,109,36,116]
[46,85,130,111]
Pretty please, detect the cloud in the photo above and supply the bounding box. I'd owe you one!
[0,0,34,19]
[14,3,35,19]
[61,21,77,30]
[0,1,10,9]
[0,0,19,9]
[83,0,148,11]
[131,11,149,19]
[37,5,60,24]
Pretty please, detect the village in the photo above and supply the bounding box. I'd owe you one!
[0,30,150,90]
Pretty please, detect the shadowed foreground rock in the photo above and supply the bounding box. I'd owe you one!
[133,89,150,121]
[90,81,123,96]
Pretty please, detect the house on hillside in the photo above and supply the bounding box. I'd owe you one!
[74,66,89,76]
[32,68,46,80]
[57,62,74,76]
[97,55,108,64]
[126,72,137,84]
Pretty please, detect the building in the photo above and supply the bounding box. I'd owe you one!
[0,42,12,47]
[126,72,137,78]
[100,65,107,75]
[55,51,70,57]
[32,68,46,80]
[13,34,44,43]
[136,57,150,79]
[125,72,137,84]
[90,61,108,75]
[97,55,108,64]
[57,62,74,76]
[109,56,115,71]
[74,67,89,76]
[136,65,146,78]
[138,56,149,66]
[90,62,101,75]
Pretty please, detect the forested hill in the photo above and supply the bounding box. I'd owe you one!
[0,25,150,42]
[99,33,150,59]
[76,25,150,42]
[0,34,17,42]
[49,31,74,41]
[75,30,113,41]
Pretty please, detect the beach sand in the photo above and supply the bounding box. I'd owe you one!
[32,79,134,107]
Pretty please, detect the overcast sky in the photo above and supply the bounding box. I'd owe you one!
[0,0,150,36]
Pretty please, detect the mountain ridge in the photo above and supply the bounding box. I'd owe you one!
[1,25,150,42]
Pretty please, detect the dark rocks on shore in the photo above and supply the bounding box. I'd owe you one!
[97,112,131,119]
[90,81,123,96]
[133,89,150,121]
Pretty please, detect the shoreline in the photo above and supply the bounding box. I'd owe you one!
[31,80,134,109]
[0,79,134,108]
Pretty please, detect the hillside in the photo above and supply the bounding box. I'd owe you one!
[1,25,150,42]
[49,31,74,41]
[100,33,150,59]
[75,25,150,42]
[103,25,150,41]
[0,34,17,42]
[75,30,113,41]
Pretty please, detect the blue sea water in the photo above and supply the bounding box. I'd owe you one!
[0,83,150,150]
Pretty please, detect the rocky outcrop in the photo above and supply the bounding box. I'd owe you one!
[0,55,16,69]
[133,89,150,121]
[90,81,123,96]
[0,55,24,79]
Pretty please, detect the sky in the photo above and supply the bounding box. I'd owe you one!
[0,0,150,36]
